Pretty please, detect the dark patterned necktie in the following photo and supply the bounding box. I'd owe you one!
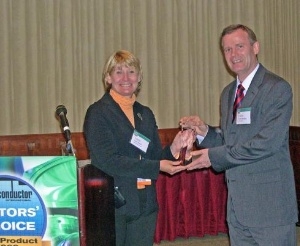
[232,84,245,122]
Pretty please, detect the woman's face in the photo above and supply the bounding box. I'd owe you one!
[107,64,140,98]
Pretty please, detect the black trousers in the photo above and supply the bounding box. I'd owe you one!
[115,210,158,246]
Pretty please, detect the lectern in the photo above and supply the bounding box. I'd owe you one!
[0,156,115,246]
[78,160,115,246]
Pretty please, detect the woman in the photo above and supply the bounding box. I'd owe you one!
[84,50,193,246]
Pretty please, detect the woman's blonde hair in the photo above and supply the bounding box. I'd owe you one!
[102,50,143,95]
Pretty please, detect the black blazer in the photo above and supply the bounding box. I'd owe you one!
[84,93,174,216]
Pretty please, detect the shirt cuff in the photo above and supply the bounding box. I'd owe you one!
[196,134,205,144]
[196,124,209,144]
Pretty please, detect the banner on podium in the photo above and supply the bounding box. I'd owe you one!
[0,156,79,246]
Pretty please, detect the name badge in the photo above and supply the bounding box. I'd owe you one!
[130,130,150,153]
[236,107,251,124]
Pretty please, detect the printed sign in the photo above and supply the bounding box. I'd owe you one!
[0,156,79,246]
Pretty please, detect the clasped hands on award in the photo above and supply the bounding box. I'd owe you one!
[160,115,211,175]
[179,115,212,171]
[165,128,195,175]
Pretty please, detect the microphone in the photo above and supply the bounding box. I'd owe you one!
[55,105,71,141]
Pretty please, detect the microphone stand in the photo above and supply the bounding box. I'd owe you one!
[65,139,76,157]
[59,129,76,157]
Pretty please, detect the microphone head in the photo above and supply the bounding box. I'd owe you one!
[55,105,67,116]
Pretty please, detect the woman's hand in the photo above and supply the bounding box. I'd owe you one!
[159,160,187,175]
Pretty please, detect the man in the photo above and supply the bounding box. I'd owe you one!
[180,24,298,245]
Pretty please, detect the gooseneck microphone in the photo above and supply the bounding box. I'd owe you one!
[55,105,71,141]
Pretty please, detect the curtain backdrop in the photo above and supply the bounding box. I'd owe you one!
[0,0,299,135]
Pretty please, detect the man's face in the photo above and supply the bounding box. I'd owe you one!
[222,29,259,81]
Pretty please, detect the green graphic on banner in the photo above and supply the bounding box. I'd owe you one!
[0,156,80,246]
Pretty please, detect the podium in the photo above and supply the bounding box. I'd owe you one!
[78,160,115,246]
[0,156,115,246]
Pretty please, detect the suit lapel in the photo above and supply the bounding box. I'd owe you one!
[241,64,266,108]
[226,83,237,127]
[133,104,143,131]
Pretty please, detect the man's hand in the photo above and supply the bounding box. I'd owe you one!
[186,149,211,170]
[179,115,208,137]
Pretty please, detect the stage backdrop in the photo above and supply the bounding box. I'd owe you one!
[0,156,79,246]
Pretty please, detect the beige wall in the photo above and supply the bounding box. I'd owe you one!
[0,0,299,135]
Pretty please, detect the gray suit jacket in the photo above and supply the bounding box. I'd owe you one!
[200,64,298,227]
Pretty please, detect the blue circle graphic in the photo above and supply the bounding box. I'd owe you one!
[0,175,47,237]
